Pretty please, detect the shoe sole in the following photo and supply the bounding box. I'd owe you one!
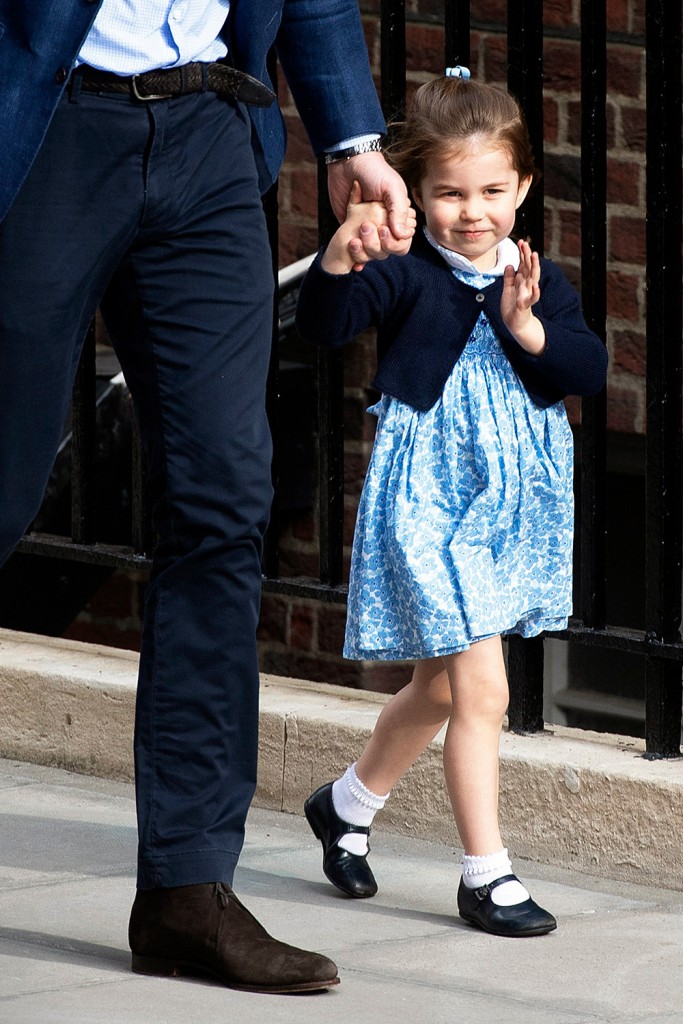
[458,909,557,938]
[131,953,340,993]
[304,797,377,899]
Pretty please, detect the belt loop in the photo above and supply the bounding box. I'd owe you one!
[68,67,83,103]
[180,63,190,94]
[201,63,208,92]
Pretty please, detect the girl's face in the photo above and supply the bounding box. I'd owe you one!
[413,139,532,270]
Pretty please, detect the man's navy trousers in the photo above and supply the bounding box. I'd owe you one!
[0,83,275,888]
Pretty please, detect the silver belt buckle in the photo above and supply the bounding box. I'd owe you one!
[131,74,174,101]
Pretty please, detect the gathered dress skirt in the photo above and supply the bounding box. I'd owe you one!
[343,311,575,661]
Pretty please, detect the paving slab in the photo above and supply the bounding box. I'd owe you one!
[0,758,681,1024]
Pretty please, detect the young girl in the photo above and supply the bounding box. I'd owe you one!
[295,70,607,937]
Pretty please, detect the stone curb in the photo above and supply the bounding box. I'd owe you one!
[1,627,681,890]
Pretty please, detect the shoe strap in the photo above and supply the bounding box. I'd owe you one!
[338,822,370,836]
[473,873,518,901]
[330,821,371,855]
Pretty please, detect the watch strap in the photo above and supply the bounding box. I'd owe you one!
[324,138,383,164]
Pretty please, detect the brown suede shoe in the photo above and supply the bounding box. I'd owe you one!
[129,882,339,993]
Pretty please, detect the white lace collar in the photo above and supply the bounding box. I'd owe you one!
[424,227,520,277]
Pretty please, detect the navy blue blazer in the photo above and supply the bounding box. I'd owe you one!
[0,0,385,221]
[296,231,608,411]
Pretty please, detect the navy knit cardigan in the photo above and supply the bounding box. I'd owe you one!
[295,232,608,412]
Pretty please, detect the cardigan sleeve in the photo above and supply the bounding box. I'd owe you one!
[295,251,406,349]
[502,260,608,400]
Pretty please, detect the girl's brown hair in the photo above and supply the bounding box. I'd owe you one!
[387,76,539,189]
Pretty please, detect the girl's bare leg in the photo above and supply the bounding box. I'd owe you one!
[355,638,508,855]
[306,657,452,892]
[442,638,557,934]
[354,656,452,794]
[442,636,509,855]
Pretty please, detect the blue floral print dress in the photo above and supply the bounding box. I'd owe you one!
[343,234,574,661]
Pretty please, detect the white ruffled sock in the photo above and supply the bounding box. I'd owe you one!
[331,763,389,856]
[461,848,530,906]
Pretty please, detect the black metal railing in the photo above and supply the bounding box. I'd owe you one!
[12,1,683,757]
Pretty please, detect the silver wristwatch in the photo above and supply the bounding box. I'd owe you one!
[324,139,383,164]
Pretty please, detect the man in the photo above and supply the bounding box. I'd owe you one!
[0,0,411,995]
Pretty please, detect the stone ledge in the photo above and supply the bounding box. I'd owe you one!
[0,628,681,890]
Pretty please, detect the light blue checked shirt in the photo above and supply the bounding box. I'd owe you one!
[78,0,230,75]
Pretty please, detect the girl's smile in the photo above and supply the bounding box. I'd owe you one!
[413,140,532,270]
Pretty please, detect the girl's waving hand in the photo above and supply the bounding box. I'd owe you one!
[501,239,546,356]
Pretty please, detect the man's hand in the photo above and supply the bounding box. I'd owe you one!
[327,152,414,261]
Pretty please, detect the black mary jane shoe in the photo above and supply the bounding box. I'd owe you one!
[304,782,378,898]
[457,874,557,937]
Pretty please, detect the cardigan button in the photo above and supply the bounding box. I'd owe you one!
[475,292,485,303]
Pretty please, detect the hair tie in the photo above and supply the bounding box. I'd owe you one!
[445,66,471,80]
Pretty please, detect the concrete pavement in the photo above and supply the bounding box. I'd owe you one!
[1,757,682,1024]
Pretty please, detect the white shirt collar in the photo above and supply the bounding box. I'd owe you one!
[424,227,520,277]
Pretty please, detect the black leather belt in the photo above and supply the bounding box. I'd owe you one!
[75,62,275,107]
